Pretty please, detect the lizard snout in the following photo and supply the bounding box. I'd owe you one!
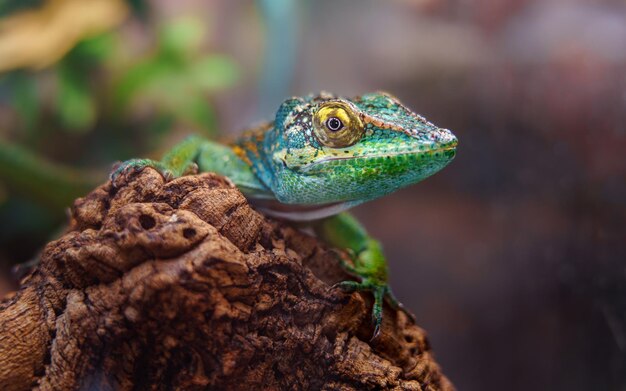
[434,128,458,150]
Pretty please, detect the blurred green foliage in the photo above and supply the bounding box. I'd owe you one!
[0,1,240,265]
[0,0,43,16]
[115,18,239,133]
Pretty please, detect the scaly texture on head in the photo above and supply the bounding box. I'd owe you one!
[236,92,458,205]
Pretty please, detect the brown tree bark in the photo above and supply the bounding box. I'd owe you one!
[0,168,454,391]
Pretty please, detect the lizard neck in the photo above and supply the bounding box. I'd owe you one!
[231,122,277,190]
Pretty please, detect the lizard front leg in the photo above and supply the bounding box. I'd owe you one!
[110,136,273,199]
[314,212,413,340]
[110,135,206,183]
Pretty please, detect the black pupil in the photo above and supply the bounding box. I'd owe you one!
[326,117,343,131]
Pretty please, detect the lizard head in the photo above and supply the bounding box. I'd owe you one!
[264,92,458,205]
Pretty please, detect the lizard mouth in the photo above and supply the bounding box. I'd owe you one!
[296,144,457,173]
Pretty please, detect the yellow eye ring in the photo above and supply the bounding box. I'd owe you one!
[313,101,364,148]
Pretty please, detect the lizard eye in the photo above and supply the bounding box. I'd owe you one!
[313,101,364,148]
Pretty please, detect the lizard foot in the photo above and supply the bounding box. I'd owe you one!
[332,249,416,336]
[110,158,174,187]
[333,279,389,341]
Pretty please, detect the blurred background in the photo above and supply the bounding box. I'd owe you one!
[0,0,625,389]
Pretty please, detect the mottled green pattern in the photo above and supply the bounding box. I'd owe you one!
[236,92,457,205]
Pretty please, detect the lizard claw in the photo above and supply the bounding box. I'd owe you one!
[370,285,385,341]
[371,323,381,341]
[331,279,388,341]
[110,158,146,185]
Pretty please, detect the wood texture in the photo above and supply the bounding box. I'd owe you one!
[0,168,453,390]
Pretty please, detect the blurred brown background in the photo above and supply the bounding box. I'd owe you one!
[0,0,625,389]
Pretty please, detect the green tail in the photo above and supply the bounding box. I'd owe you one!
[0,141,101,208]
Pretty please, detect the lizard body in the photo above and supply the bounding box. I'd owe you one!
[113,92,458,338]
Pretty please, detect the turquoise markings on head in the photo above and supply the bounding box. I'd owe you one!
[254,92,458,205]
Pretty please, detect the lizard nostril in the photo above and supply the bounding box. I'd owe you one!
[437,128,457,148]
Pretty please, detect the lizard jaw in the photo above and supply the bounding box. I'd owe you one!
[295,144,457,174]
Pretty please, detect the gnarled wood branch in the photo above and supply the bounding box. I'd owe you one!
[0,168,453,390]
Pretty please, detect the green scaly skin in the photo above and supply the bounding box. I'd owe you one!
[112,92,458,339]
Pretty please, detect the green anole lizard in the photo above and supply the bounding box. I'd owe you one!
[112,91,458,339]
